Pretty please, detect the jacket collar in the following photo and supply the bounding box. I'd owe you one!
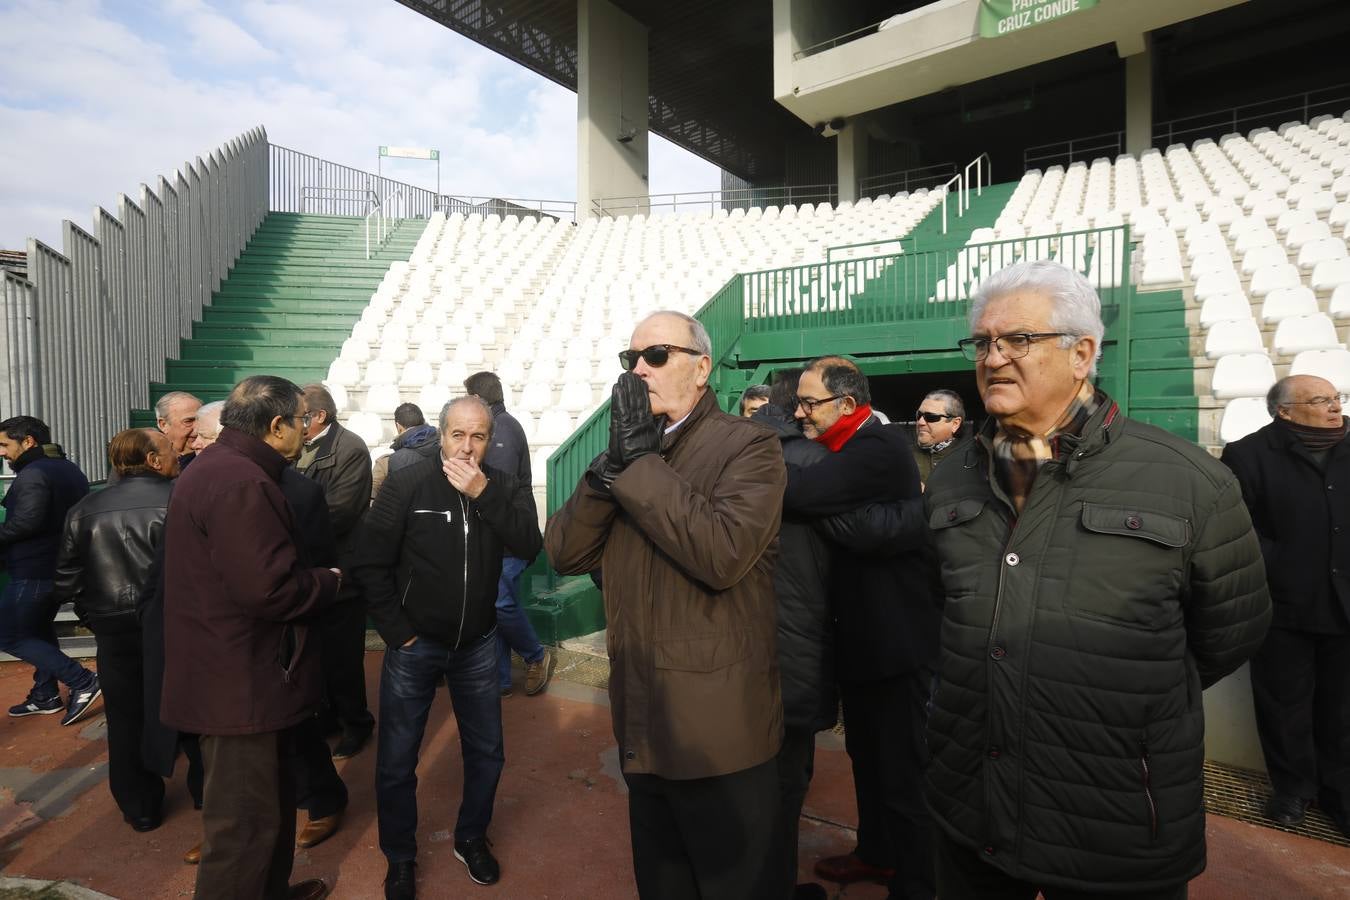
[1263,415,1350,467]
[9,444,46,472]
[660,388,718,453]
[976,389,1122,475]
[216,427,289,482]
[306,420,345,466]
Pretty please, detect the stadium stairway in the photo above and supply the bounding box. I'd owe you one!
[131,212,420,420]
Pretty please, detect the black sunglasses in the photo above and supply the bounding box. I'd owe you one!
[915,411,955,423]
[619,344,703,371]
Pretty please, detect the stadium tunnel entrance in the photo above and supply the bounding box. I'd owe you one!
[867,369,984,440]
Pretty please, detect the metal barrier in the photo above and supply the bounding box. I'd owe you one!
[594,184,839,218]
[548,225,1134,515]
[858,163,957,199]
[270,144,440,218]
[5,127,269,481]
[436,195,577,223]
[938,153,991,234]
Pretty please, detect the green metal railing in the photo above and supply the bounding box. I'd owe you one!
[546,225,1133,516]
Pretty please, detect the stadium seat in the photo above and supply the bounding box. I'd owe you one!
[1290,348,1350,392]
[1211,353,1277,399]
[1200,291,1255,328]
[1249,263,1302,298]
[1272,313,1343,356]
[1240,245,1287,275]
[1259,286,1319,323]
[1298,237,1348,273]
[364,383,401,414]
[1219,397,1272,443]
[1205,319,1265,358]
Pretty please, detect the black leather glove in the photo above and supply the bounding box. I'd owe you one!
[610,372,662,468]
[585,450,623,492]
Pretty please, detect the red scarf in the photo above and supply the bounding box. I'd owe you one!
[814,404,873,452]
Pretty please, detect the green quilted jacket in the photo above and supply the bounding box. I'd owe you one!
[923,394,1271,893]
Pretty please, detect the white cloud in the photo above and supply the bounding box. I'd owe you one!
[0,0,721,251]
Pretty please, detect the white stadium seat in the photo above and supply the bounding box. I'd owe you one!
[1249,263,1303,298]
[1272,313,1343,356]
[1259,286,1319,324]
[1205,319,1265,358]
[1290,348,1350,392]
[1219,397,1272,443]
[1211,353,1277,399]
[1199,291,1255,328]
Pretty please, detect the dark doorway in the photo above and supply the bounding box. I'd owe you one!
[867,370,986,445]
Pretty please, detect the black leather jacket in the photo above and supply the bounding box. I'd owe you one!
[55,473,173,628]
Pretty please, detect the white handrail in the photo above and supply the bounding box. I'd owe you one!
[362,188,380,259]
[940,153,993,235]
[940,174,962,234]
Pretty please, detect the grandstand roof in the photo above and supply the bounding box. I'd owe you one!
[393,0,873,182]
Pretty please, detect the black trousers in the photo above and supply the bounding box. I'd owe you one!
[1250,627,1350,814]
[197,729,297,900]
[624,758,778,900]
[92,626,165,821]
[753,726,817,899]
[840,669,935,900]
[318,595,374,736]
[934,829,1188,899]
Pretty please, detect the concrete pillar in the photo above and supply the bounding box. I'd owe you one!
[836,118,867,204]
[1122,33,1153,157]
[577,0,649,220]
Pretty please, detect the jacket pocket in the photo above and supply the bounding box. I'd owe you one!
[1067,503,1191,629]
[928,497,988,531]
[653,630,754,672]
[1139,740,1159,843]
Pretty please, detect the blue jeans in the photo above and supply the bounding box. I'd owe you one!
[495,556,543,689]
[0,578,93,700]
[375,630,504,863]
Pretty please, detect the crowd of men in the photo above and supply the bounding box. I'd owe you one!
[0,259,1344,899]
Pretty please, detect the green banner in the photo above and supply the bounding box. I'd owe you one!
[979,0,1099,38]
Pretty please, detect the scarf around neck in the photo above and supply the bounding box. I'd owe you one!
[992,381,1101,514]
[815,403,873,452]
[1277,415,1348,452]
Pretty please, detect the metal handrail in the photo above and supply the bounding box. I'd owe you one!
[939,174,963,234]
[436,195,577,223]
[593,183,840,218]
[858,162,957,199]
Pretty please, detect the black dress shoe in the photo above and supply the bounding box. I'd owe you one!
[1264,792,1310,826]
[385,860,416,900]
[795,883,828,900]
[124,813,162,833]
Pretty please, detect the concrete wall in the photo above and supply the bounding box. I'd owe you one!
[577,0,649,219]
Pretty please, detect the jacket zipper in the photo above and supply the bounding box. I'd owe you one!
[1140,741,1159,841]
[400,576,413,608]
[454,493,469,650]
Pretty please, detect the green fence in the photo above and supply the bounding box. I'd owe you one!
[545,225,1133,517]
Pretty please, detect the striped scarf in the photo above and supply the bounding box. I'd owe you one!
[992,381,1102,514]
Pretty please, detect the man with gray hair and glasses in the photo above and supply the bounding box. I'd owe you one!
[1220,375,1350,839]
[924,260,1271,898]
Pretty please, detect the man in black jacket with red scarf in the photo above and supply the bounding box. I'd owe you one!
[1221,374,1350,838]
[784,357,939,900]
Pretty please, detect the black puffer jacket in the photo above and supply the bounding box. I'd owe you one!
[923,397,1271,892]
[0,445,90,579]
[54,473,172,628]
[755,405,837,732]
[352,455,542,650]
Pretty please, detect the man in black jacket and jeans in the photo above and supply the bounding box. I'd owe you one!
[353,396,543,900]
[0,416,101,727]
[785,358,938,900]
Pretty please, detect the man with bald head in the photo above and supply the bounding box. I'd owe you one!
[353,396,542,897]
[1222,374,1350,838]
[548,310,786,900]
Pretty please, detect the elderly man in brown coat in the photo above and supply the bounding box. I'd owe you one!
[547,310,786,900]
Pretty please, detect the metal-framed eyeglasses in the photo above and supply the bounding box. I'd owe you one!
[619,345,703,371]
[958,332,1069,362]
[796,394,843,414]
[1283,394,1348,408]
[288,413,314,429]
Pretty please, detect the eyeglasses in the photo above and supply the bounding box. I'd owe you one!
[958,332,1069,362]
[289,413,314,429]
[1284,394,1348,408]
[618,344,704,371]
[915,411,955,423]
[796,395,842,414]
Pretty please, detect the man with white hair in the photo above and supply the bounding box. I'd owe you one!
[155,391,201,467]
[1221,375,1350,839]
[923,260,1272,898]
[547,311,786,900]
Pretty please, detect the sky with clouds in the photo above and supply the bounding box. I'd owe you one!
[0,0,722,250]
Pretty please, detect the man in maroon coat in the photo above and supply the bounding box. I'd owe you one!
[161,376,341,900]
